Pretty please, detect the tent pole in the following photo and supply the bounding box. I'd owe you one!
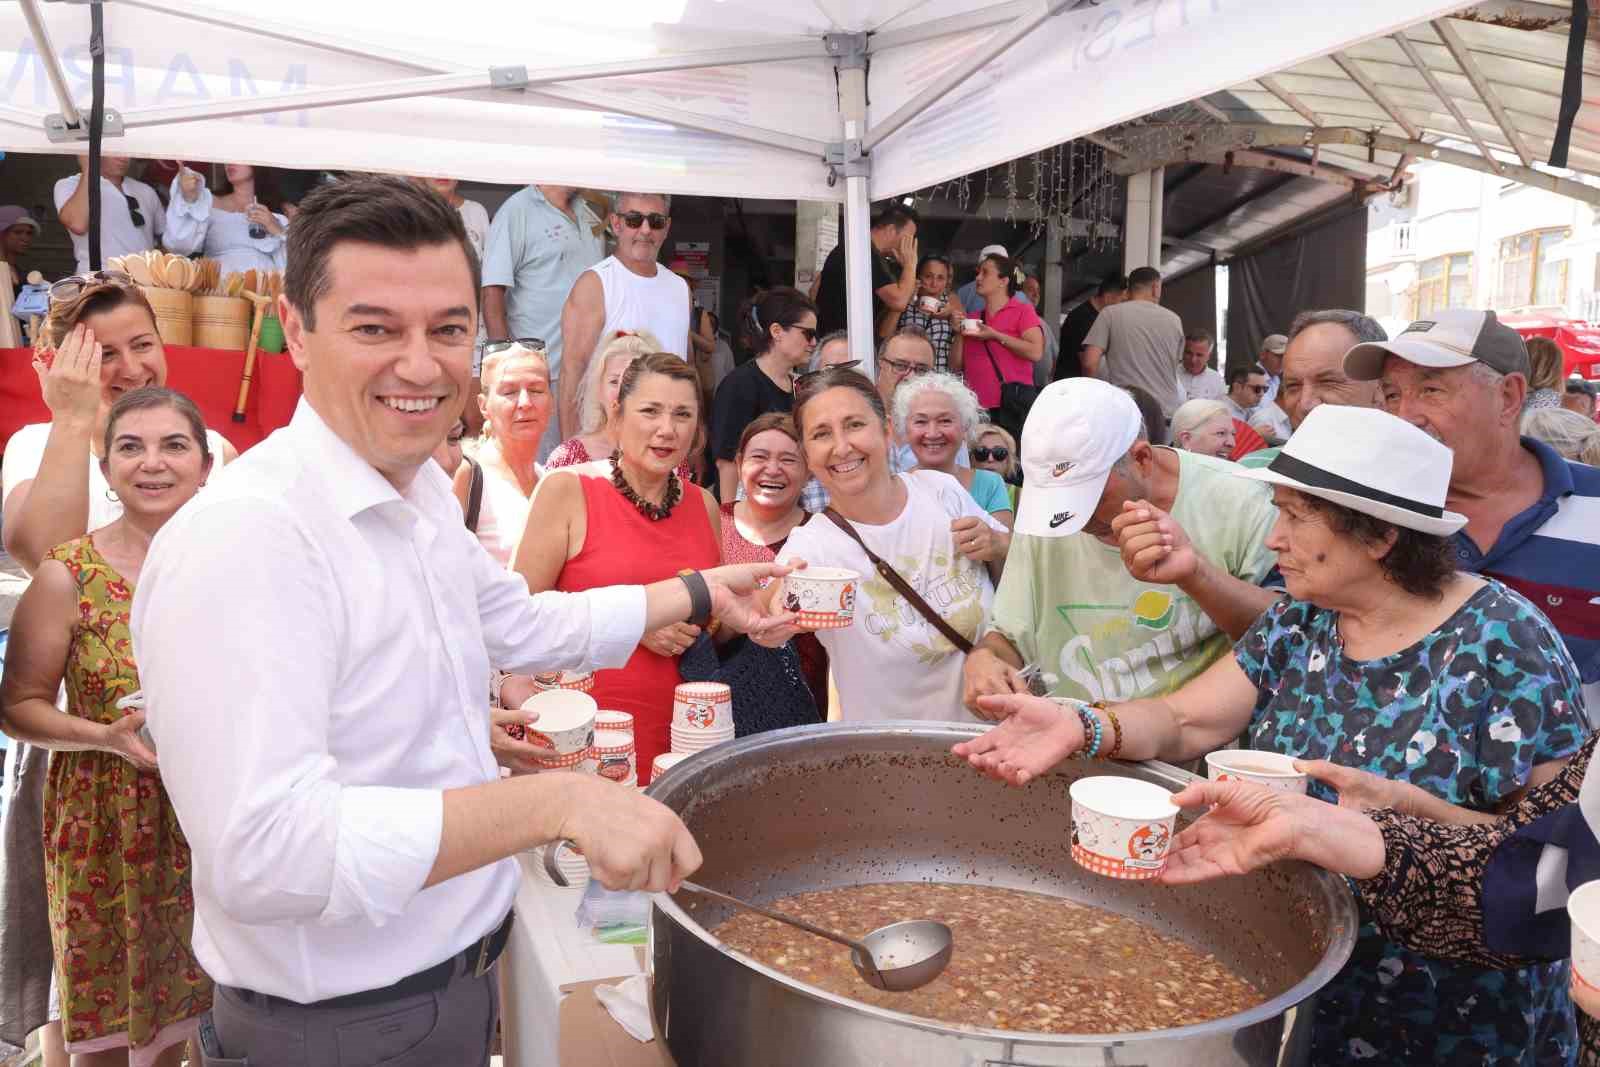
[839,63,875,373]
[863,0,1073,153]
[18,0,82,128]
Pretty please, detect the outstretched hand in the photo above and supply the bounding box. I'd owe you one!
[951,694,1084,785]
[703,562,801,644]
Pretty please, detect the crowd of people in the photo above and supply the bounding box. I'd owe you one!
[1,164,1600,1066]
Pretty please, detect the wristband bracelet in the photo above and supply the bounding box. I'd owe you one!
[677,570,712,628]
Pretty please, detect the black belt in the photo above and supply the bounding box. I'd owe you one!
[228,911,515,1012]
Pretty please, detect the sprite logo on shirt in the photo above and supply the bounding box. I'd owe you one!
[1132,590,1175,630]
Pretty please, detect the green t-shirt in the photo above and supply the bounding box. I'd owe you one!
[1236,446,1280,470]
[987,449,1279,703]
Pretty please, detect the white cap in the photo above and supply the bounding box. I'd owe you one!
[1014,378,1143,537]
[979,244,1009,258]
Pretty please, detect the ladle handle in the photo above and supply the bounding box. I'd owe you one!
[678,880,878,963]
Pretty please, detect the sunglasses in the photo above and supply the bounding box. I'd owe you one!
[50,269,134,303]
[973,446,1010,462]
[483,337,547,356]
[617,211,669,231]
[124,194,146,229]
[881,356,931,377]
[1244,384,1268,395]
[785,324,818,343]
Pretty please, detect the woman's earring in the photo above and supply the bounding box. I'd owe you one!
[105,488,119,503]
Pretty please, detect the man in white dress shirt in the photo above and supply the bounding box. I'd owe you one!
[130,176,784,1066]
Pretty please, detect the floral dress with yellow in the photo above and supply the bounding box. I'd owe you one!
[41,536,211,1064]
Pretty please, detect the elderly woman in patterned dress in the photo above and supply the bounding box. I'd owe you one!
[956,405,1589,1065]
[1,388,215,1067]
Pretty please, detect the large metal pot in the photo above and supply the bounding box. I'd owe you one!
[646,722,1356,1067]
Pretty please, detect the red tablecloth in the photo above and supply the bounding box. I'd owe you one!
[0,346,301,458]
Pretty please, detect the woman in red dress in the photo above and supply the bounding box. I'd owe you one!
[514,353,722,781]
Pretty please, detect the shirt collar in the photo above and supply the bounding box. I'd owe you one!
[286,398,407,520]
[1523,434,1575,505]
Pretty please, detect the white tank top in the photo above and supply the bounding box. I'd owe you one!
[590,256,691,359]
[472,458,539,568]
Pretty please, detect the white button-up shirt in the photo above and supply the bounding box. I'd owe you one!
[131,400,645,1003]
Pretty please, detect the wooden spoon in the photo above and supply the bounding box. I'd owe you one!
[124,254,153,287]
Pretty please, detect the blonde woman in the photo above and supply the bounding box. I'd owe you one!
[546,327,693,484]
[1524,337,1565,411]
[452,340,550,566]
[1170,398,1237,459]
[972,423,1020,512]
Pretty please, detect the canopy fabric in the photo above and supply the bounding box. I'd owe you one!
[0,0,1466,202]
[1502,311,1600,379]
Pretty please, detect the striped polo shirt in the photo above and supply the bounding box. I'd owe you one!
[1458,437,1600,726]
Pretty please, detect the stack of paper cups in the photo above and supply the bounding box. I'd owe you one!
[652,752,689,779]
[670,682,735,754]
[592,728,637,787]
[595,710,634,736]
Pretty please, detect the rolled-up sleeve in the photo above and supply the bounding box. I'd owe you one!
[473,543,646,674]
[132,500,446,928]
[162,178,210,256]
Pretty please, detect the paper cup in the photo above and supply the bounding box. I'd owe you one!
[1206,750,1309,794]
[918,294,941,312]
[1570,881,1600,999]
[1070,776,1180,881]
[592,728,637,784]
[673,682,734,732]
[779,568,859,631]
[596,710,634,735]
[531,669,594,694]
[653,753,689,778]
[962,318,982,335]
[529,747,592,772]
[517,690,597,755]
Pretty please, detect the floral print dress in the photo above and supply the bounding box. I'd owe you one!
[41,537,211,1064]
[1236,580,1588,1065]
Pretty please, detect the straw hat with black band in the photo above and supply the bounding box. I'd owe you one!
[1233,405,1467,537]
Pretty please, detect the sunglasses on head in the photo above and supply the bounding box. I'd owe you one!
[50,269,134,304]
[617,211,669,231]
[483,337,547,356]
[124,194,145,229]
[973,445,1010,462]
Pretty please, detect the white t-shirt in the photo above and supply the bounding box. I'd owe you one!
[2,421,231,529]
[590,256,690,359]
[779,470,1003,724]
[54,174,165,275]
[458,199,490,259]
[1179,367,1226,402]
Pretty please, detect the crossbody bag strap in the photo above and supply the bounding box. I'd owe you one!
[821,507,974,655]
[464,455,485,532]
[981,334,1012,386]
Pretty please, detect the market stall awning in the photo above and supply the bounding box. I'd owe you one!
[1502,310,1600,378]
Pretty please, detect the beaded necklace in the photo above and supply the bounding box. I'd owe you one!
[610,453,681,521]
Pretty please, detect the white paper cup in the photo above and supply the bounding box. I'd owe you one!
[531,669,594,694]
[518,690,597,755]
[918,294,941,312]
[673,682,734,731]
[962,318,982,335]
[1570,881,1600,1000]
[653,753,689,778]
[1206,750,1309,794]
[779,567,860,631]
[595,710,634,735]
[1070,776,1180,881]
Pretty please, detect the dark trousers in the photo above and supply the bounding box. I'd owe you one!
[202,963,498,1067]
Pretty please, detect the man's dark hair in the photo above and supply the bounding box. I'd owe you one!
[1096,273,1128,297]
[1184,326,1215,346]
[1227,363,1266,387]
[1294,491,1456,599]
[1123,386,1166,446]
[1127,267,1162,291]
[1567,379,1597,398]
[870,202,919,232]
[1288,308,1387,345]
[285,174,479,330]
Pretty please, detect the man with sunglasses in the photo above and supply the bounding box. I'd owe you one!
[1224,363,1290,443]
[557,192,691,439]
[54,155,163,275]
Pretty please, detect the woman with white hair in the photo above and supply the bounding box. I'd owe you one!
[1522,405,1600,463]
[452,340,551,566]
[896,371,1015,526]
[1170,397,1237,459]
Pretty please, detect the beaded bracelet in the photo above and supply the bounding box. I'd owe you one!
[1096,702,1124,760]
[1076,704,1103,760]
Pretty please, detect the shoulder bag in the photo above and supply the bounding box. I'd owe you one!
[981,331,1039,431]
[463,455,485,532]
[821,508,974,655]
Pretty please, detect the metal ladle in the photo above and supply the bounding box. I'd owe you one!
[679,880,954,992]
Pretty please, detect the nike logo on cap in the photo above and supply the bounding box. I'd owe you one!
[1051,462,1074,477]
[1048,511,1074,529]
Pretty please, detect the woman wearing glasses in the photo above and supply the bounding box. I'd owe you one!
[710,287,817,501]
[896,372,1014,527]
[1,274,233,1066]
[771,367,1008,723]
[972,424,1021,511]
[452,340,551,566]
[164,163,289,275]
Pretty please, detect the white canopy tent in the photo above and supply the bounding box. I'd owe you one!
[0,0,1470,363]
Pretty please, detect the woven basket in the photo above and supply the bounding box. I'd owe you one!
[192,295,251,351]
[138,285,192,346]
